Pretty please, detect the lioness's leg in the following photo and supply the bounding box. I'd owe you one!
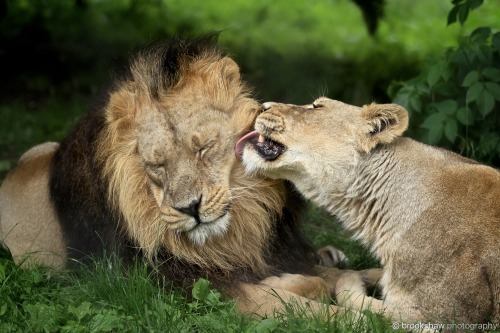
[236,281,341,319]
[334,271,399,319]
[360,268,383,287]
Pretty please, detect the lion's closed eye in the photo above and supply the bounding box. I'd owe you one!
[145,163,166,184]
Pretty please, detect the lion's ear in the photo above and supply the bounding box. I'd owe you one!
[358,103,409,153]
[220,57,241,83]
[106,86,139,122]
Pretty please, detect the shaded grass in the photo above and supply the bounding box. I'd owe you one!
[0,246,395,333]
[303,204,380,270]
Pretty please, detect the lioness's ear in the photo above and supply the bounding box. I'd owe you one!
[220,57,241,83]
[358,103,409,153]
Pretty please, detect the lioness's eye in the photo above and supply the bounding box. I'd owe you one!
[198,141,216,159]
[312,102,323,109]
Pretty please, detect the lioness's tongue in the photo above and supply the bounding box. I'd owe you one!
[235,131,260,160]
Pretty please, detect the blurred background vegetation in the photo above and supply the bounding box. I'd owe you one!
[1,0,499,179]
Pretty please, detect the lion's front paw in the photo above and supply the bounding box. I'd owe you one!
[317,245,348,268]
[334,271,367,307]
[261,274,330,300]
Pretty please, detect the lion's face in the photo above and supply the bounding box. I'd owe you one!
[98,53,287,270]
[136,96,235,245]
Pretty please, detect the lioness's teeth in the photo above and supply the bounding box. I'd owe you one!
[258,135,265,143]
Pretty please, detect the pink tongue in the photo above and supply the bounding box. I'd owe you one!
[235,130,260,160]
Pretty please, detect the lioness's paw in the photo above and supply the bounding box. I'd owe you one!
[317,245,348,267]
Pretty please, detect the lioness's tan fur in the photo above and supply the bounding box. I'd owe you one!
[241,98,500,324]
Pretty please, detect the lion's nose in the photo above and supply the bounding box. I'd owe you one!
[176,196,201,218]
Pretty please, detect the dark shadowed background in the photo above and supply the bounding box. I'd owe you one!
[1,0,499,178]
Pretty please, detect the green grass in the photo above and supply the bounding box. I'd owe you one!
[0,248,394,333]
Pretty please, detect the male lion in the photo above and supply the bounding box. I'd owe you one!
[237,97,500,324]
[0,37,347,317]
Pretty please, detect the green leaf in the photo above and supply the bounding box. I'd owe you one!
[192,278,211,302]
[433,82,460,97]
[68,302,94,322]
[479,132,500,152]
[441,63,455,81]
[466,81,484,103]
[444,119,458,143]
[482,67,500,81]
[89,310,123,332]
[408,96,422,113]
[484,82,500,101]
[458,4,469,25]
[421,112,446,129]
[456,107,475,125]
[392,85,414,109]
[253,318,279,333]
[476,44,493,64]
[492,32,500,52]
[462,70,479,87]
[427,64,442,87]
[468,0,484,10]
[428,124,443,144]
[447,5,459,25]
[476,90,495,117]
[0,303,7,317]
[470,27,491,43]
[435,99,457,115]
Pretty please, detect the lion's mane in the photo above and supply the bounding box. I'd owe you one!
[49,34,314,290]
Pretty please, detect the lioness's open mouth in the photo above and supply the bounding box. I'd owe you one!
[235,130,286,161]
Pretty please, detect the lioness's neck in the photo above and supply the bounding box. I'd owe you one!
[325,138,434,264]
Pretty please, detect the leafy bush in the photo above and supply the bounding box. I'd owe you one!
[390,0,500,165]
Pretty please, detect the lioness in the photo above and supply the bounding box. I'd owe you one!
[237,97,500,324]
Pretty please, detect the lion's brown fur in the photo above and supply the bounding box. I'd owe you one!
[93,41,292,275]
[0,142,66,268]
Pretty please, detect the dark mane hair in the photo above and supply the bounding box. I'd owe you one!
[128,33,221,100]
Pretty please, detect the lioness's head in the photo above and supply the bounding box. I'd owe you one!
[237,97,408,194]
[94,35,290,271]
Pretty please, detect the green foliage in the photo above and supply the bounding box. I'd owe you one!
[447,0,484,25]
[0,98,83,180]
[0,250,395,333]
[390,0,500,165]
[1,0,182,99]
